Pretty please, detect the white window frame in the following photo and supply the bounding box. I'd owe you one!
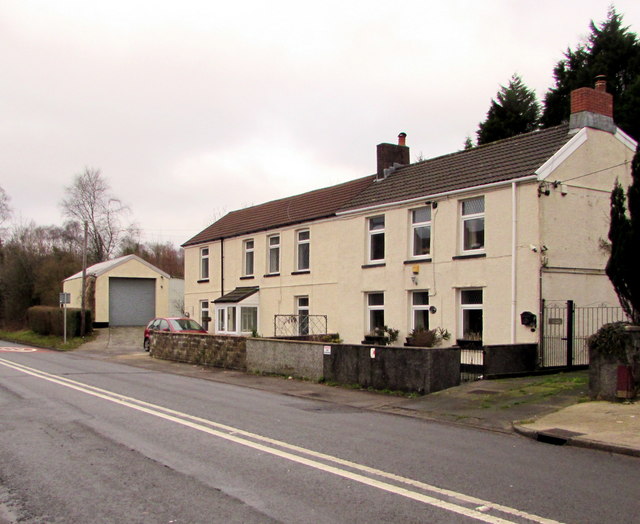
[366,292,385,333]
[296,296,310,335]
[240,306,258,333]
[215,294,260,335]
[267,234,280,274]
[200,300,210,332]
[200,246,210,280]
[243,239,254,277]
[459,288,483,341]
[368,215,385,263]
[460,196,485,253]
[410,206,431,259]
[296,229,310,271]
[410,291,430,331]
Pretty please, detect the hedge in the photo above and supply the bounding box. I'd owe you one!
[27,306,93,337]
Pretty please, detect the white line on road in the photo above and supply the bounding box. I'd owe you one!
[0,357,563,524]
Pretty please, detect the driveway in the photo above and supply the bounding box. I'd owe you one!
[77,327,145,357]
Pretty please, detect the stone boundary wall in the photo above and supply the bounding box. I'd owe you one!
[483,344,538,377]
[151,332,246,370]
[324,343,460,394]
[246,338,324,380]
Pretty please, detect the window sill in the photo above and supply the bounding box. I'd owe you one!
[452,253,486,260]
[263,273,280,278]
[239,276,254,280]
[291,270,310,275]
[403,258,432,265]
[362,262,386,269]
[197,279,210,284]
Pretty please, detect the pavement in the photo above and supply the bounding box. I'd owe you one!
[74,327,640,458]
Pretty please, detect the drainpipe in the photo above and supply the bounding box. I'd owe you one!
[220,238,225,296]
[511,182,517,344]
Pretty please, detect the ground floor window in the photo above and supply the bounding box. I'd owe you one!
[200,300,210,331]
[367,292,385,333]
[216,305,258,335]
[411,291,429,331]
[296,296,309,335]
[459,288,483,341]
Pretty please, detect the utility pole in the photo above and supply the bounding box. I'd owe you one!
[80,220,88,337]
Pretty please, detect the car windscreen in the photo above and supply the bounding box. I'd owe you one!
[169,318,204,331]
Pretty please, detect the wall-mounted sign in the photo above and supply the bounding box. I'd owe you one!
[370,347,376,359]
[548,318,563,325]
[323,345,331,355]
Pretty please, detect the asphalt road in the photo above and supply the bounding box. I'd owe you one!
[0,341,638,523]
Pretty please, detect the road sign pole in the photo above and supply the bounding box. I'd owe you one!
[63,303,67,344]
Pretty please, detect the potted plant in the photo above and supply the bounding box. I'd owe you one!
[362,325,399,346]
[405,327,451,347]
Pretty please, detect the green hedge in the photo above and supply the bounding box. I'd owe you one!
[27,306,93,337]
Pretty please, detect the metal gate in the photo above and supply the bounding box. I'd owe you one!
[540,300,628,368]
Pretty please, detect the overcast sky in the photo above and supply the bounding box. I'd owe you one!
[3,1,640,246]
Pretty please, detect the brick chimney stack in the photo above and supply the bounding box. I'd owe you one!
[569,76,615,133]
[376,132,409,180]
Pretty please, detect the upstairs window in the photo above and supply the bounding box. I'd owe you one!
[296,230,310,271]
[268,234,280,274]
[200,247,210,280]
[411,206,431,258]
[243,239,254,276]
[461,197,485,252]
[368,216,385,262]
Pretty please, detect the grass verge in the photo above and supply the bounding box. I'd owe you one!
[0,330,96,351]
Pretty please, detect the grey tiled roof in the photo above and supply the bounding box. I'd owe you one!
[340,124,572,212]
[185,124,572,245]
[183,175,375,246]
[213,286,259,303]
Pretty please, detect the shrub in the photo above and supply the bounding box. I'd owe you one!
[587,321,632,363]
[27,306,93,337]
[406,327,451,347]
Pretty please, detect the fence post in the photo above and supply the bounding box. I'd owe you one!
[566,300,574,369]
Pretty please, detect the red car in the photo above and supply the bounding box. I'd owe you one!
[143,317,207,351]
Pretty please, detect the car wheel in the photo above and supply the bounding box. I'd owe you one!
[144,338,150,352]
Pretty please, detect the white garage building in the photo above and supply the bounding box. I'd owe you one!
[63,254,184,327]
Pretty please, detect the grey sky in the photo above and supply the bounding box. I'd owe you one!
[2,1,640,246]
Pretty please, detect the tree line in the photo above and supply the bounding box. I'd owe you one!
[0,169,183,328]
[470,8,640,147]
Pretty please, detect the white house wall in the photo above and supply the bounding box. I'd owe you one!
[185,181,544,345]
[538,127,635,308]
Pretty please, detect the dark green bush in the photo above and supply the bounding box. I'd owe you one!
[587,322,631,363]
[27,306,93,337]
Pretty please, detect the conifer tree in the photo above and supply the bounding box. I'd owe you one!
[476,74,540,145]
[541,8,640,140]
[606,146,640,324]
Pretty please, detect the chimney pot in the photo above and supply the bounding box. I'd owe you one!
[595,75,607,93]
[398,132,407,147]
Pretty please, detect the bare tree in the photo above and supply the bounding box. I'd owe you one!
[0,185,11,226]
[60,168,132,263]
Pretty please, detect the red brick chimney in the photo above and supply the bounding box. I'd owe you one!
[569,75,615,133]
[376,133,409,180]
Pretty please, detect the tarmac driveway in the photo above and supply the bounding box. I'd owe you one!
[77,327,145,357]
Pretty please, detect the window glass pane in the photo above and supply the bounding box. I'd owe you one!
[414,309,429,331]
[412,292,429,305]
[298,230,310,241]
[298,243,310,270]
[412,207,430,223]
[227,307,236,331]
[413,225,431,256]
[370,232,385,260]
[368,293,384,306]
[246,240,253,249]
[269,236,279,246]
[463,309,483,339]
[462,197,484,215]
[461,289,483,304]
[370,310,385,331]
[217,309,225,331]
[269,246,280,273]
[245,251,254,275]
[298,297,309,308]
[369,216,385,231]
[241,307,257,332]
[463,217,484,250]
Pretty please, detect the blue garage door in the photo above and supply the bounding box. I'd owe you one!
[109,277,156,326]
